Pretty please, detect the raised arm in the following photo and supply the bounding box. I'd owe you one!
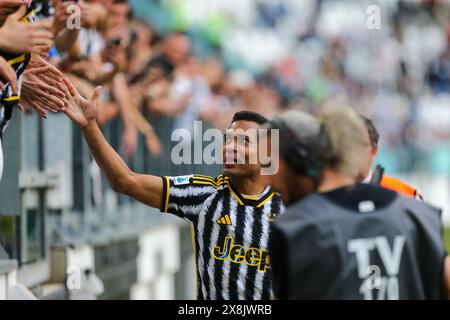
[52,0,80,53]
[59,77,163,208]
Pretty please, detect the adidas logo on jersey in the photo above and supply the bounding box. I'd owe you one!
[216,214,232,225]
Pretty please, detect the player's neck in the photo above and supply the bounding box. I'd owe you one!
[318,170,356,193]
[228,175,267,196]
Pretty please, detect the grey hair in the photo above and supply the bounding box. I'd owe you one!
[321,107,369,178]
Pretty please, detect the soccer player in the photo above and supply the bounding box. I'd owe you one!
[360,115,422,200]
[58,77,283,300]
[265,108,449,299]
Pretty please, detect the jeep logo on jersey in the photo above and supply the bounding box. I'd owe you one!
[212,236,270,272]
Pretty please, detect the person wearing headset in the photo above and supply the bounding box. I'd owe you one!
[263,108,449,299]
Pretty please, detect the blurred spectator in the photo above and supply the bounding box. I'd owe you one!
[1,0,450,185]
[427,47,450,93]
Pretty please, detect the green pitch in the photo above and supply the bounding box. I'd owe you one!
[445,228,450,252]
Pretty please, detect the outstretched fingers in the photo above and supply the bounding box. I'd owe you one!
[62,76,77,97]
[58,77,73,99]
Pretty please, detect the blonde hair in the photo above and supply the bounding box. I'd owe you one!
[321,106,369,178]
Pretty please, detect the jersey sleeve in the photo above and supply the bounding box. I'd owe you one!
[160,174,219,221]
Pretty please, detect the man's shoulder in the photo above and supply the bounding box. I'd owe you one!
[397,191,441,219]
[276,193,328,225]
[191,174,228,189]
[272,194,338,248]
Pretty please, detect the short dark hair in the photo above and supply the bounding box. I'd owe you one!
[360,115,379,148]
[232,111,268,125]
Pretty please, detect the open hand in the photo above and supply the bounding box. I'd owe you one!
[21,65,66,117]
[0,5,53,54]
[59,76,102,128]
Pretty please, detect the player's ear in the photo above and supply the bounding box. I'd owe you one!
[372,146,378,157]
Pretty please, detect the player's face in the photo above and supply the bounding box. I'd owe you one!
[223,120,261,178]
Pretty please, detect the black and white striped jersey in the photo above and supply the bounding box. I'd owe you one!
[161,174,283,300]
[0,2,40,132]
[0,2,38,178]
